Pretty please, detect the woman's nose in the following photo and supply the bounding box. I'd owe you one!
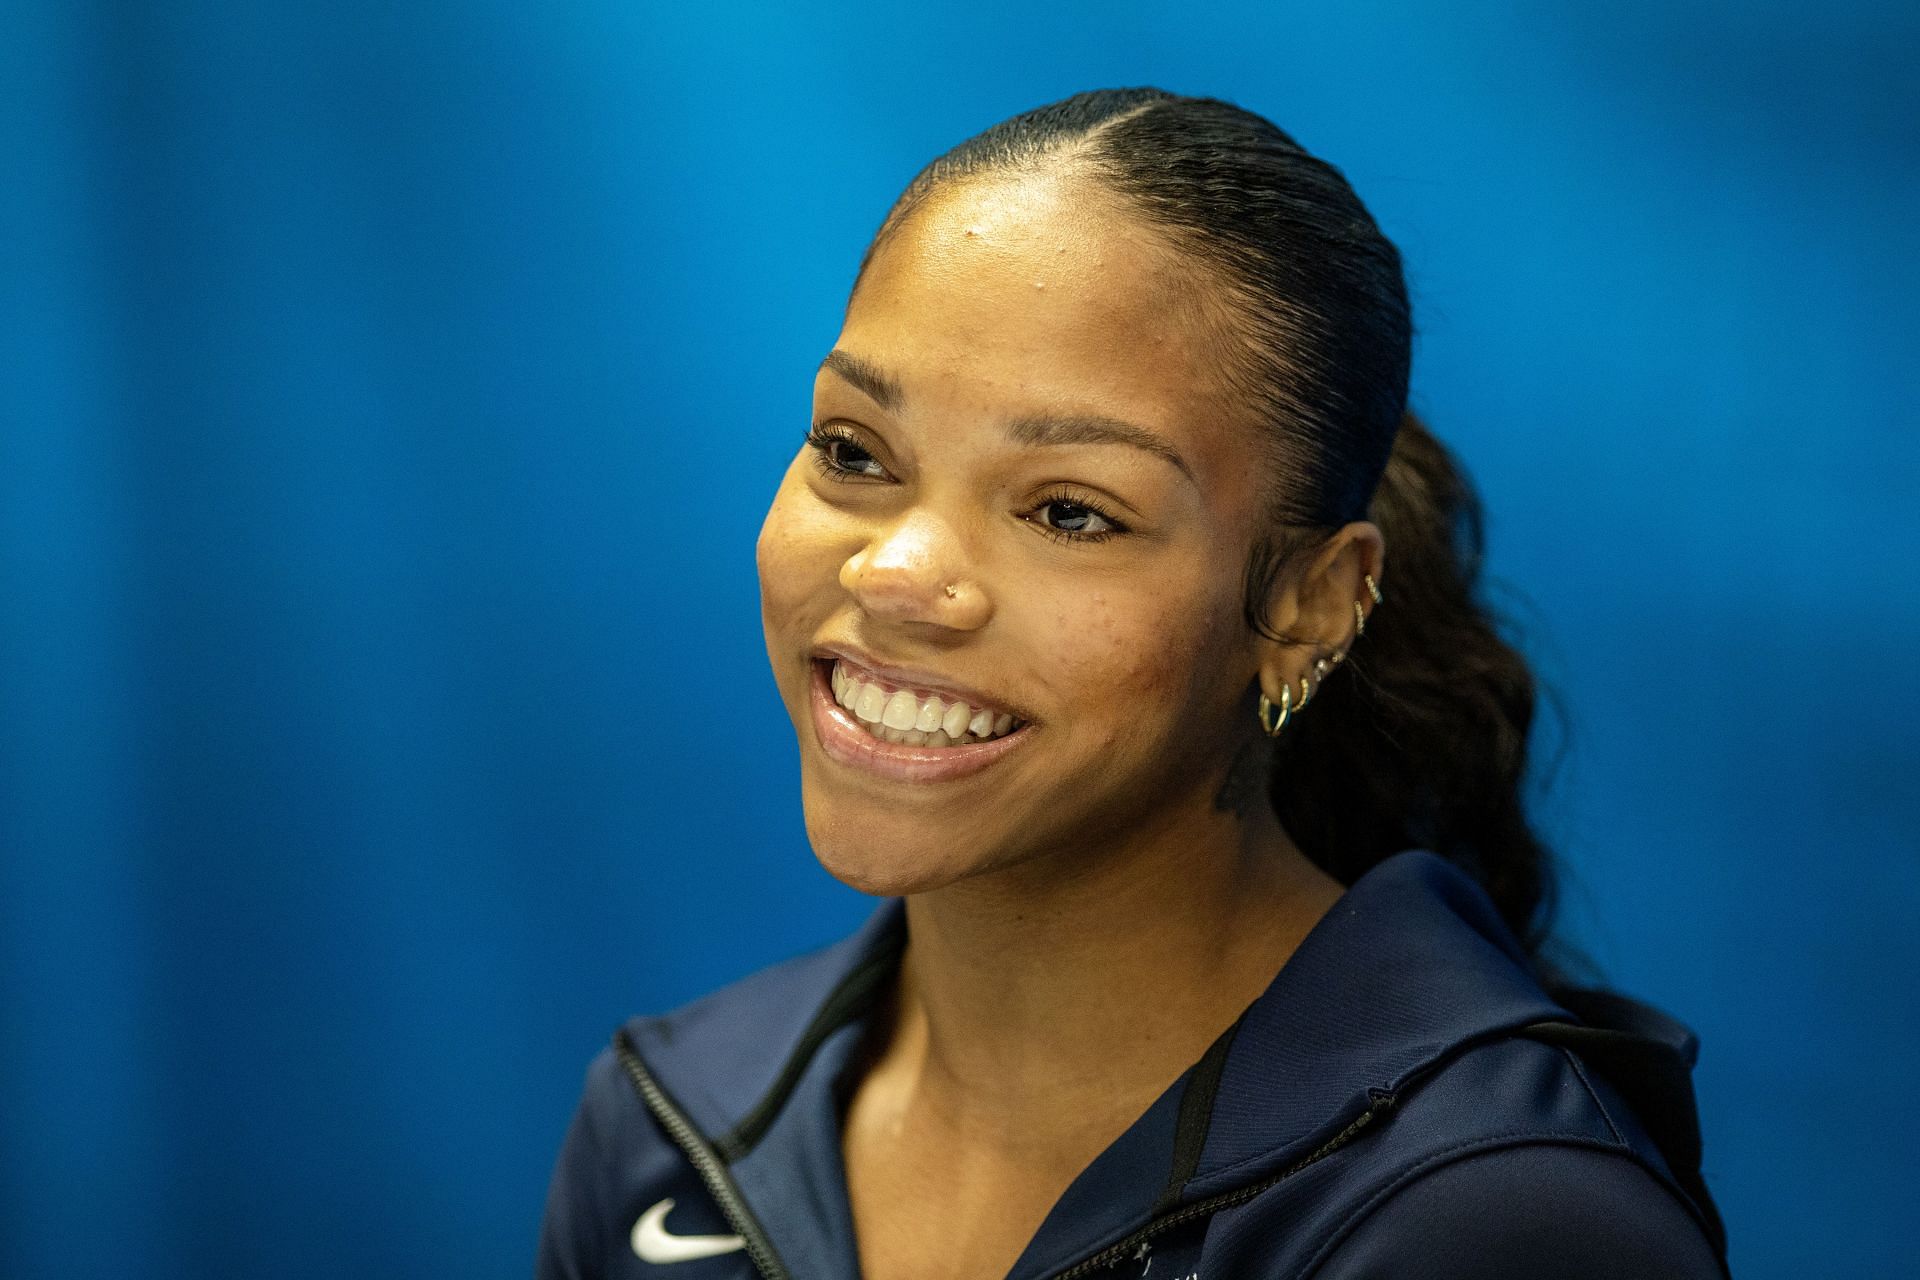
[840,510,988,629]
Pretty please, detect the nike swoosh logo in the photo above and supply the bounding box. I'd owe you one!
[631,1197,747,1264]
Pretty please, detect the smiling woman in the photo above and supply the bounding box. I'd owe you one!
[537,88,1730,1280]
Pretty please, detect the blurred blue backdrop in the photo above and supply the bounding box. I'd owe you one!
[3,1,1915,1276]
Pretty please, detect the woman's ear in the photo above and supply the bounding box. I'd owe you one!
[1254,522,1385,701]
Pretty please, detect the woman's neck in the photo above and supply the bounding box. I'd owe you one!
[874,787,1348,1144]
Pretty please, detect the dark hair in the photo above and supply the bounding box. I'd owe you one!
[852,88,1580,986]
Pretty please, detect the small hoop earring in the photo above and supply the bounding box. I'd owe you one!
[1256,683,1292,737]
[1296,674,1313,710]
[1354,600,1367,636]
[1365,572,1383,604]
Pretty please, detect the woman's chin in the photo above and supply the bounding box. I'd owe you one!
[805,827,996,898]
[798,805,1013,898]
[799,774,1009,896]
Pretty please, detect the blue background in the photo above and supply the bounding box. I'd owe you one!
[3,2,1915,1276]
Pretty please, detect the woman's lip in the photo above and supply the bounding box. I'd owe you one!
[809,657,1034,783]
[812,646,1026,723]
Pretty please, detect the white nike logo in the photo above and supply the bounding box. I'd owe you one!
[630,1197,747,1264]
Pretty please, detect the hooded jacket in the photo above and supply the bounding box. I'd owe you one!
[536,850,1731,1279]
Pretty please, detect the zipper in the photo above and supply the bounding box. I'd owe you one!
[613,1029,793,1280]
[1041,1089,1400,1280]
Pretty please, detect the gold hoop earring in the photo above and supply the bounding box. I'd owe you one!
[1296,674,1313,710]
[1365,572,1383,604]
[1354,600,1367,636]
[1256,683,1292,737]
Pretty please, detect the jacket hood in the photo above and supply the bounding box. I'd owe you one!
[616,849,1716,1279]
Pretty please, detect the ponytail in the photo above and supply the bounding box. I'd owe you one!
[1267,409,1568,977]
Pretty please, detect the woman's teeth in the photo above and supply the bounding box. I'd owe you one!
[831,659,1024,747]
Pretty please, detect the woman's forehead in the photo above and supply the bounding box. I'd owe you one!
[856,172,1200,332]
[837,175,1246,450]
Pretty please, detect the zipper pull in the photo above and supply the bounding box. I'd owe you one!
[1132,1239,1152,1275]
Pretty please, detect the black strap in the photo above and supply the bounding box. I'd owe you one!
[1150,1017,1243,1217]
[1517,1013,1729,1266]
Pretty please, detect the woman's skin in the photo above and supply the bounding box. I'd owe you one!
[755,166,1385,1280]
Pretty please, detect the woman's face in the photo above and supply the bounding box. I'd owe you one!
[756,173,1277,897]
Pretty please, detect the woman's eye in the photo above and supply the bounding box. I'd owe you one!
[804,427,1128,548]
[805,426,887,480]
[1040,499,1111,535]
[1029,489,1128,546]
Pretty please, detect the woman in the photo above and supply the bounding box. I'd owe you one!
[537,88,1730,1279]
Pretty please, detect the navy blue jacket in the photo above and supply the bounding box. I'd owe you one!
[536,850,1731,1278]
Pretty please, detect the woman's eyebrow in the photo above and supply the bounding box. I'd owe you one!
[820,349,904,413]
[818,348,1196,487]
[1005,412,1195,487]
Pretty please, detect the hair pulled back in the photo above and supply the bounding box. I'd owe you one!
[853,88,1571,980]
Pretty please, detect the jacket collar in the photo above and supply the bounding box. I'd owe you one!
[621,850,1695,1279]
[1191,845,1575,1187]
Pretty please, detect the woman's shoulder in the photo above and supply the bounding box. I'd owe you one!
[1307,1140,1728,1279]
[1177,1019,1731,1280]
[1263,1027,1730,1280]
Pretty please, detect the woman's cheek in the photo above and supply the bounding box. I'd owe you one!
[756,476,840,616]
[1039,585,1191,710]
